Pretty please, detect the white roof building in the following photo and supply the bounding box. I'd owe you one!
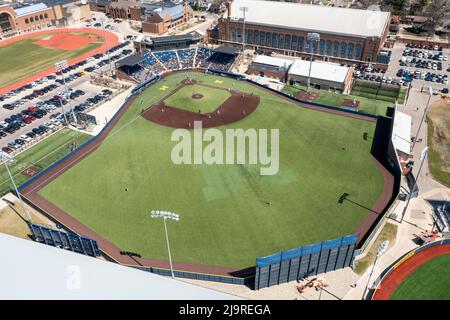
[225,0,391,38]
[392,110,412,156]
[14,3,49,17]
[0,233,240,300]
[288,59,350,84]
[253,55,293,70]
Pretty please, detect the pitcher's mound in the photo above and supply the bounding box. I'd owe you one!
[192,93,204,100]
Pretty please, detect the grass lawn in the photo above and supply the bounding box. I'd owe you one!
[354,222,398,275]
[0,128,90,196]
[163,84,231,113]
[391,254,450,300]
[38,72,385,269]
[0,32,103,88]
[426,100,450,188]
[282,83,393,116]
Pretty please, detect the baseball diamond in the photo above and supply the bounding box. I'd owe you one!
[19,71,393,276]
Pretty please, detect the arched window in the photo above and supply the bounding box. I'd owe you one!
[30,17,34,22]
[284,35,290,50]
[333,41,339,57]
[272,33,277,48]
[265,32,271,47]
[326,40,331,56]
[231,28,236,42]
[254,30,259,45]
[312,39,318,54]
[44,13,48,19]
[40,14,43,20]
[355,44,362,60]
[291,35,297,51]
[298,36,304,51]
[35,15,39,21]
[319,39,324,55]
[340,42,347,58]
[347,43,354,59]
[25,18,29,24]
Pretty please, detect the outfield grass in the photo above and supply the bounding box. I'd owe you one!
[0,32,103,88]
[0,128,90,196]
[391,254,450,300]
[282,84,393,116]
[164,84,231,113]
[38,72,385,269]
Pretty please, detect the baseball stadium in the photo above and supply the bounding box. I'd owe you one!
[18,69,397,283]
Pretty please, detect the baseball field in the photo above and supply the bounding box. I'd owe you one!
[29,71,386,269]
[0,29,116,91]
[391,254,450,300]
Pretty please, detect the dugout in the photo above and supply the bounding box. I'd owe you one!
[115,54,145,82]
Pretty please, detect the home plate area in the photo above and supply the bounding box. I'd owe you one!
[21,165,42,178]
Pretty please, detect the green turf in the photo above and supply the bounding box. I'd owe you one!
[391,254,450,300]
[282,83,393,116]
[38,72,385,269]
[0,128,90,196]
[0,33,103,89]
[164,84,231,113]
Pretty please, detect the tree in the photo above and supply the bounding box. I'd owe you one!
[423,0,449,34]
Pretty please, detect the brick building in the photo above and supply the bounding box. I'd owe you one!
[106,0,193,35]
[0,3,55,37]
[215,0,391,65]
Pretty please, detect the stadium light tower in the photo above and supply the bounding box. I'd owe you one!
[411,87,433,151]
[150,210,180,279]
[400,146,429,223]
[100,17,114,76]
[362,240,389,300]
[239,6,248,52]
[55,60,78,128]
[306,32,320,92]
[0,152,31,221]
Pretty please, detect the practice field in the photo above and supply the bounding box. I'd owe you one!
[163,84,231,114]
[0,31,104,89]
[0,129,90,197]
[391,254,450,300]
[35,72,385,269]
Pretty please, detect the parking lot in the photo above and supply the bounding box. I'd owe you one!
[0,41,133,154]
[384,42,450,93]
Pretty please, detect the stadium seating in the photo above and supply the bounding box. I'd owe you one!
[154,51,180,70]
[28,223,101,257]
[177,48,196,69]
[119,47,237,83]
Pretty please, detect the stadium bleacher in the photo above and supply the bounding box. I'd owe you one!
[154,50,180,70]
[117,47,237,83]
[28,223,101,257]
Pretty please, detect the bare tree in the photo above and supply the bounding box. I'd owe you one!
[423,0,450,35]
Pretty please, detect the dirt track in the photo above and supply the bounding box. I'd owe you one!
[372,244,450,300]
[19,72,395,278]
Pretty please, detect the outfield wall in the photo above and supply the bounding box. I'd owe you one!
[254,234,357,290]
